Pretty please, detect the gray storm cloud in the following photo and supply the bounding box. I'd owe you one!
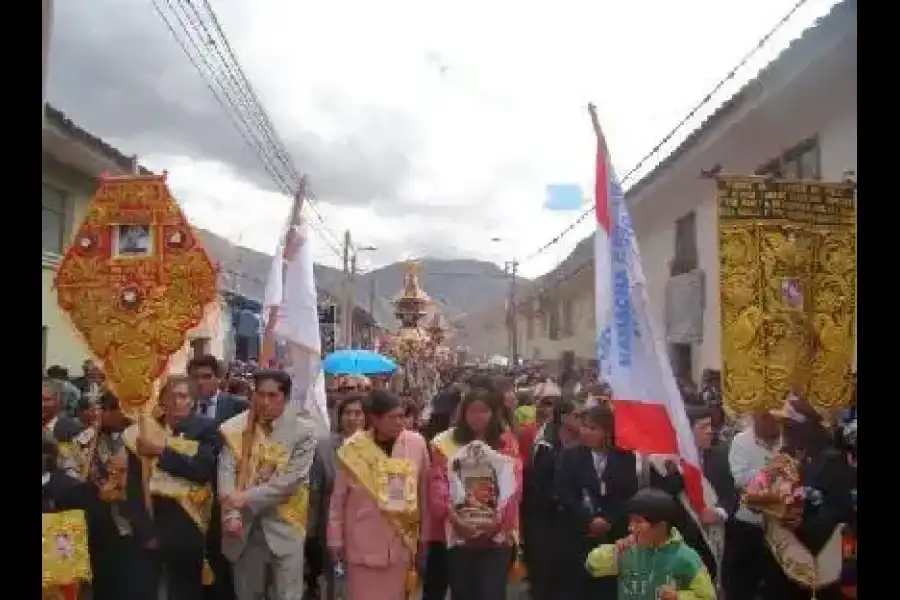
[46,0,421,209]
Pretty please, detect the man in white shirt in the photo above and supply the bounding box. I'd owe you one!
[724,409,783,600]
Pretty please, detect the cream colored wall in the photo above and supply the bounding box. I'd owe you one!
[165,300,232,375]
[42,267,91,371]
[42,160,94,371]
[515,269,596,363]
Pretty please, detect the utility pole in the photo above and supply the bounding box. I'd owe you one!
[368,277,377,326]
[341,230,352,348]
[505,260,519,364]
[349,252,357,348]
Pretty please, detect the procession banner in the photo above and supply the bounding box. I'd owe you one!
[716,176,856,414]
[262,185,330,433]
[589,104,706,513]
[55,174,219,416]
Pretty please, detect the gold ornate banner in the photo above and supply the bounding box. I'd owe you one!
[54,174,219,416]
[717,176,856,414]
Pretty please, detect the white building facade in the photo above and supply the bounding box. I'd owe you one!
[629,2,856,382]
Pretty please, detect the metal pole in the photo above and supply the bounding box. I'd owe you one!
[505,260,519,364]
[341,230,351,348]
[368,277,377,324]
[349,253,357,348]
[510,260,519,364]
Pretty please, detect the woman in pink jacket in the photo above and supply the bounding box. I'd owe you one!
[327,390,430,600]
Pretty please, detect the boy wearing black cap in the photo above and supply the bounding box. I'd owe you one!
[585,488,716,600]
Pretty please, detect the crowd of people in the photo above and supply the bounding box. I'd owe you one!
[42,356,858,600]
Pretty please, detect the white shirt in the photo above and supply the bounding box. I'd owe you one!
[728,428,782,526]
[197,392,219,419]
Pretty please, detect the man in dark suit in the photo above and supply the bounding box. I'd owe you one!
[554,405,640,600]
[122,375,222,600]
[188,354,247,600]
[189,354,248,424]
[43,377,86,445]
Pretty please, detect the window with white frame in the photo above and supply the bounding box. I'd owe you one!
[42,183,67,254]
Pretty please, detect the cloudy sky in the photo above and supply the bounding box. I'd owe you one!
[47,0,838,278]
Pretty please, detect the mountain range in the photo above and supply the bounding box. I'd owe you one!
[196,229,516,327]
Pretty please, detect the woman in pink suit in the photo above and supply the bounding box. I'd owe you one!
[327,390,430,600]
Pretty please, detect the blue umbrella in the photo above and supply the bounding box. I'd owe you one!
[323,349,398,376]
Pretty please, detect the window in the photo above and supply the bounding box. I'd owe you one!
[42,184,67,254]
[671,211,697,276]
[756,137,821,180]
[190,337,210,358]
[562,298,574,337]
[548,300,560,341]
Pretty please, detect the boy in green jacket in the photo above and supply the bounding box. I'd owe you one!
[585,488,716,600]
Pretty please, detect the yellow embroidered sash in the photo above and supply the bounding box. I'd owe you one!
[337,431,419,554]
[219,415,309,537]
[42,510,91,588]
[765,520,845,590]
[122,423,213,533]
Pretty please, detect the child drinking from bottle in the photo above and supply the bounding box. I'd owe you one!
[585,488,716,600]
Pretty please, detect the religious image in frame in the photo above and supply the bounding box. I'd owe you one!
[114,224,153,258]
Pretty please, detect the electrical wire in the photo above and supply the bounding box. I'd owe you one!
[518,0,811,267]
[150,0,347,257]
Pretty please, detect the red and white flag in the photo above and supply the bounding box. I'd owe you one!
[590,105,705,513]
[262,182,330,433]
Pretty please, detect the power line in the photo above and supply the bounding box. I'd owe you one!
[518,0,812,266]
[150,0,347,257]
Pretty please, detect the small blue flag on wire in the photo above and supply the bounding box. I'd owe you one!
[544,183,584,211]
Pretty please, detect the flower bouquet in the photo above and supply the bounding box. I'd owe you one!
[742,453,804,525]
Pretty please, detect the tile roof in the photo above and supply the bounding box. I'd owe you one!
[624,0,855,200]
[44,104,153,175]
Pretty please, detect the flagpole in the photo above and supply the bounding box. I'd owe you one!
[587,103,609,156]
[259,179,307,368]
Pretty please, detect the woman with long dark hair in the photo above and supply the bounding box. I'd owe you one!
[428,387,522,600]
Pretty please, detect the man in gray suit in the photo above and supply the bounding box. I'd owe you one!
[217,369,317,600]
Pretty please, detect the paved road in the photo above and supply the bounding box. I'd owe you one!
[408,582,529,600]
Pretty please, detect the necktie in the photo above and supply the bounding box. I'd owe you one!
[198,400,210,417]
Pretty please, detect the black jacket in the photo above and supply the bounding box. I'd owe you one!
[122,415,221,553]
[42,469,94,513]
[198,392,248,425]
[554,445,640,544]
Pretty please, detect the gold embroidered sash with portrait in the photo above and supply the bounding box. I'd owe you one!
[337,431,419,554]
[220,417,309,537]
